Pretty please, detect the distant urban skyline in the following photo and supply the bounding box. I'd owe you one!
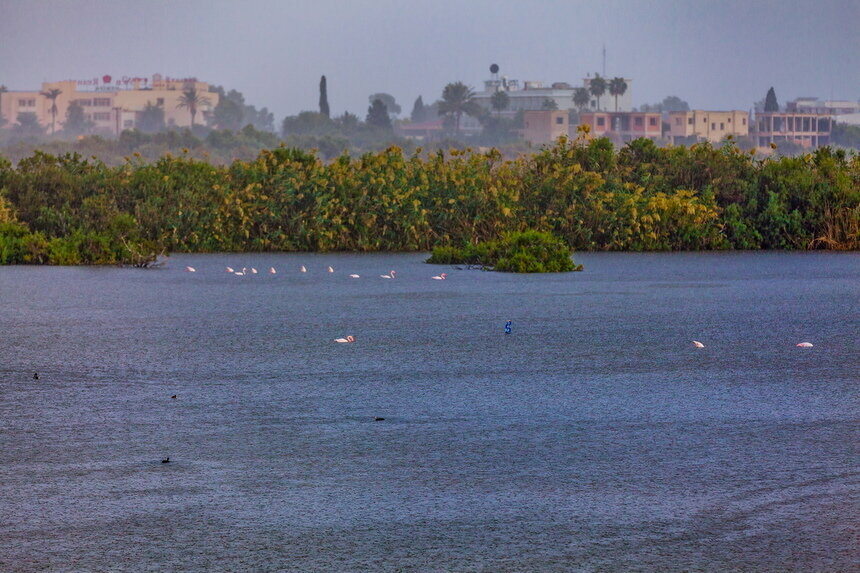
[2,0,858,121]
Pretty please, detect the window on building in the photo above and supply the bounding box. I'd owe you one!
[555,117,563,125]
[93,112,111,121]
[93,98,111,107]
[596,117,605,127]
[703,117,707,123]
[19,99,36,107]
[634,117,643,126]
[675,118,682,126]
[649,117,657,126]
[156,98,164,106]
[742,118,747,125]
[688,117,693,125]
[711,123,716,130]
[123,119,134,128]
[77,99,92,107]
[728,117,732,123]
[720,123,724,130]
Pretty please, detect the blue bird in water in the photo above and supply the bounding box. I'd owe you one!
[504,321,512,334]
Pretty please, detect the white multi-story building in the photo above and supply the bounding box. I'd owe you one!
[472,75,633,116]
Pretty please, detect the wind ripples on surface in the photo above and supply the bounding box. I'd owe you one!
[0,252,857,571]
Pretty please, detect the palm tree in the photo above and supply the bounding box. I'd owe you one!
[572,87,590,112]
[490,90,509,118]
[437,82,481,136]
[176,87,212,127]
[40,88,62,134]
[588,75,607,111]
[608,77,628,112]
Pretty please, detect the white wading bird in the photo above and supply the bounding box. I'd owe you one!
[269,267,277,274]
[225,266,234,273]
[328,266,334,273]
[251,268,258,274]
[349,274,360,278]
[431,273,448,280]
[380,270,396,279]
[300,265,307,273]
[796,342,814,348]
[692,341,705,348]
[185,266,196,272]
[334,335,356,343]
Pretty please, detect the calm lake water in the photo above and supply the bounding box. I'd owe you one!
[0,252,857,572]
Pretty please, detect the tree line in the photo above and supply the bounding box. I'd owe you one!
[0,132,856,265]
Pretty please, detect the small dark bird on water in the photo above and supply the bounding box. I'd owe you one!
[162,457,170,463]
[33,373,39,380]
[374,417,385,421]
[171,395,177,399]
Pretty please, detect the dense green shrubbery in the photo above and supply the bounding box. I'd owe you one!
[0,136,857,266]
[427,230,580,273]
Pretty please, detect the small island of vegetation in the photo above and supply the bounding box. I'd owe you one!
[427,230,582,273]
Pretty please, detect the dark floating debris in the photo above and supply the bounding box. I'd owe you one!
[161,457,170,464]
[171,395,177,399]
[33,372,39,380]
[374,417,385,422]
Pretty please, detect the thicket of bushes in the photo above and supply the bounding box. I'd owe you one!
[0,134,857,265]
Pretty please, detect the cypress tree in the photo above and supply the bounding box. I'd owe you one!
[764,87,779,112]
[411,96,426,122]
[319,75,330,118]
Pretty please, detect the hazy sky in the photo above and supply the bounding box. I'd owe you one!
[2,0,858,121]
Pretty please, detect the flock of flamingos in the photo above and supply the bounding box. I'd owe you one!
[181,263,448,344]
[180,263,814,349]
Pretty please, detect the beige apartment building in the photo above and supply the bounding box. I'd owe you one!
[667,110,749,144]
[522,110,569,144]
[0,74,218,135]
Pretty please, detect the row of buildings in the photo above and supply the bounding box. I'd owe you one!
[0,74,218,135]
[2,71,857,150]
[522,107,837,149]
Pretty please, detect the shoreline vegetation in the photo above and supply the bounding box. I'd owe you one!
[0,133,857,267]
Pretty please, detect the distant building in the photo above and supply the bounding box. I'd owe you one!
[472,75,633,116]
[578,111,661,142]
[786,98,860,115]
[0,74,218,135]
[753,112,834,148]
[667,110,749,144]
[522,110,569,144]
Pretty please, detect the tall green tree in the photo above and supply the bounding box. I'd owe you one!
[138,102,166,133]
[608,77,628,112]
[764,87,779,112]
[572,87,590,112]
[63,101,94,135]
[0,85,7,128]
[176,87,212,127]
[438,82,480,136]
[368,93,400,116]
[13,112,44,136]
[491,91,510,117]
[40,88,62,134]
[211,97,243,130]
[410,96,427,122]
[319,75,330,118]
[366,99,392,129]
[541,98,559,110]
[588,75,607,111]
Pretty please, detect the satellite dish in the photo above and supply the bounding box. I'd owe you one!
[490,64,499,74]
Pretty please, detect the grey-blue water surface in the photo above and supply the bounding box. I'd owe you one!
[0,252,857,572]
